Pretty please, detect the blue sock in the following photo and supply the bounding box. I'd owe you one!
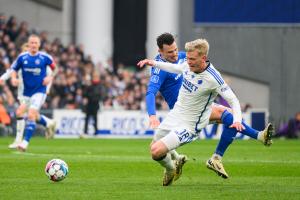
[24,120,36,142]
[37,115,47,127]
[221,110,259,139]
[215,126,237,156]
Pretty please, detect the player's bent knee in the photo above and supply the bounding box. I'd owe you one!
[16,107,26,117]
[27,110,38,121]
[210,104,231,121]
[150,141,168,160]
[16,110,23,117]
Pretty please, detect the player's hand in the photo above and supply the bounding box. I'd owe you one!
[43,76,53,86]
[137,59,155,68]
[0,79,4,86]
[11,78,19,86]
[230,122,245,132]
[149,115,160,129]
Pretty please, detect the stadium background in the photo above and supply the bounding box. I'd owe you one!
[0,0,300,136]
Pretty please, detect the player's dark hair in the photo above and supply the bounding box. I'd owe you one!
[156,33,175,49]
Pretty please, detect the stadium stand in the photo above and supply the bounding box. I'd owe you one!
[0,14,170,113]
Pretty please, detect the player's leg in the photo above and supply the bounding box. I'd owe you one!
[80,113,90,138]
[207,104,273,178]
[152,128,187,183]
[210,104,273,144]
[8,103,27,149]
[92,112,98,135]
[36,114,56,139]
[18,93,46,151]
[221,109,273,145]
[17,108,38,151]
[151,129,175,186]
[151,128,196,186]
[206,126,236,179]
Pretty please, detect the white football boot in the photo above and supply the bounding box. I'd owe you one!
[259,123,274,146]
[162,168,175,186]
[45,120,56,139]
[8,141,21,149]
[174,155,188,181]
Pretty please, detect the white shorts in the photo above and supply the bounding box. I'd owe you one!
[159,108,210,135]
[23,93,47,111]
[154,127,198,151]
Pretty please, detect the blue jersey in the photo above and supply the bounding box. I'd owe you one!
[146,51,186,115]
[12,51,53,97]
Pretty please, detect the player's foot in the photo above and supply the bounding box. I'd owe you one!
[174,155,188,181]
[8,141,21,149]
[17,141,28,152]
[206,156,229,179]
[260,123,274,146]
[45,121,56,139]
[162,168,175,186]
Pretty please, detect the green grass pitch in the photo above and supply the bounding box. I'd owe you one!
[0,137,300,200]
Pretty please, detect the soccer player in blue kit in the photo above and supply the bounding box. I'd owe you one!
[145,33,273,184]
[0,42,56,149]
[10,34,57,151]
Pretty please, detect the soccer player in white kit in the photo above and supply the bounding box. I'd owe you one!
[138,38,246,186]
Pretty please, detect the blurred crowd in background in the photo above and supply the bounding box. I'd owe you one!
[0,14,169,112]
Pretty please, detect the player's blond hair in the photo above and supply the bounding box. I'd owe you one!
[21,43,28,52]
[185,39,209,56]
[28,34,41,43]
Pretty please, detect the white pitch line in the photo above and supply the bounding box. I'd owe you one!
[10,152,300,164]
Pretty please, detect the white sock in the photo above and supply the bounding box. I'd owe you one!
[41,115,53,128]
[257,131,264,141]
[213,153,222,160]
[157,153,175,170]
[21,140,29,148]
[170,150,180,160]
[16,119,25,143]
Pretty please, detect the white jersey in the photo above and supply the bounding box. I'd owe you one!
[153,61,242,135]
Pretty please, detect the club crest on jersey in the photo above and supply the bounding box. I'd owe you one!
[198,80,203,84]
[35,59,40,65]
[23,60,28,65]
[150,75,159,83]
[220,85,230,92]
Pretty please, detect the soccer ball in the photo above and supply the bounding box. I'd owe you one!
[45,159,69,182]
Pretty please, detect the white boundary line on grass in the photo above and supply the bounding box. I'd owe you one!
[11,151,300,164]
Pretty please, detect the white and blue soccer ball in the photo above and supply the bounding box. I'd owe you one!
[45,159,69,182]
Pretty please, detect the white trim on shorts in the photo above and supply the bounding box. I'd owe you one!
[155,127,199,151]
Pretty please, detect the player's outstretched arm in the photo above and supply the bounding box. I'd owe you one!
[137,59,155,68]
[0,69,13,82]
[137,59,184,74]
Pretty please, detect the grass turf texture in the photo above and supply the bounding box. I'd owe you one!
[0,138,300,200]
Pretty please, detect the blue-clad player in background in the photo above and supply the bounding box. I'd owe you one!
[10,34,57,151]
[146,33,273,180]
